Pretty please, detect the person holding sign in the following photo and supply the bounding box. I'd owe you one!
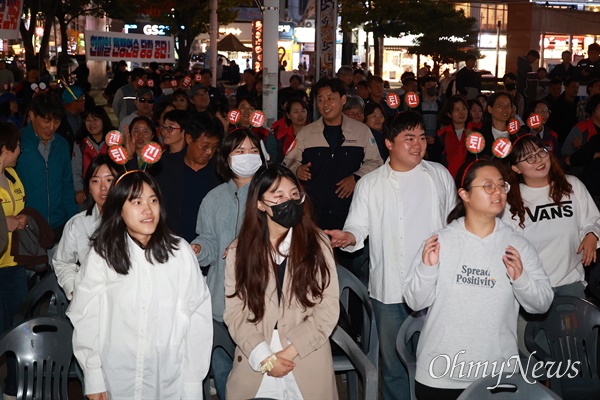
[504,134,600,297]
[404,158,553,400]
[325,111,456,400]
[68,170,213,400]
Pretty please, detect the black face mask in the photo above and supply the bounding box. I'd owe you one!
[269,200,304,228]
[505,83,516,91]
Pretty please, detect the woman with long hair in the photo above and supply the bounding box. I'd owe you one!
[504,134,600,297]
[77,106,115,176]
[224,164,339,399]
[404,159,553,400]
[467,98,483,131]
[437,95,471,178]
[53,155,124,299]
[190,128,265,400]
[67,171,212,400]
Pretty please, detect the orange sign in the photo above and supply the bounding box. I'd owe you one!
[527,114,542,130]
[250,110,265,128]
[141,142,162,164]
[405,91,420,108]
[507,119,521,135]
[105,130,123,146]
[228,109,241,125]
[109,146,129,165]
[387,93,400,109]
[466,132,485,154]
[492,137,512,158]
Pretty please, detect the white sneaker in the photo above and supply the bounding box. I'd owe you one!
[3,394,17,400]
[210,378,217,396]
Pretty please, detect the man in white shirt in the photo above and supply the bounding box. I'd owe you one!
[325,111,456,400]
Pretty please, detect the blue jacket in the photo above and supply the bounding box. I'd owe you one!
[16,123,77,229]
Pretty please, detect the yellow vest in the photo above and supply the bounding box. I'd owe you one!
[0,167,25,268]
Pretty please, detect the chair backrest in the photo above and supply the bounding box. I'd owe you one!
[396,309,428,400]
[0,316,73,400]
[213,319,235,359]
[524,295,600,397]
[13,272,69,324]
[456,373,562,400]
[336,265,378,367]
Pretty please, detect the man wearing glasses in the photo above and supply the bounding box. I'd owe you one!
[155,112,221,242]
[118,88,155,132]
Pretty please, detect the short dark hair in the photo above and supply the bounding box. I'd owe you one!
[356,81,368,90]
[354,69,365,77]
[131,67,147,79]
[563,77,579,88]
[83,154,125,215]
[91,171,179,275]
[383,111,423,141]
[313,77,347,98]
[527,50,540,59]
[289,74,302,84]
[549,78,563,86]
[29,92,65,120]
[503,72,517,83]
[243,69,256,76]
[185,112,223,142]
[0,121,20,152]
[363,102,384,122]
[422,76,438,86]
[163,109,190,131]
[586,94,600,116]
[200,68,212,77]
[129,116,157,142]
[236,96,258,109]
[588,43,600,53]
[465,54,477,62]
[367,75,384,86]
[217,129,263,181]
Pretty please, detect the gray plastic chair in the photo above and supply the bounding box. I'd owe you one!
[13,272,69,324]
[395,309,428,400]
[457,373,563,399]
[330,326,378,400]
[203,319,236,400]
[524,295,600,400]
[333,265,378,400]
[0,316,73,400]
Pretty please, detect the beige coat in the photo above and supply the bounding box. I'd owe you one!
[224,236,340,400]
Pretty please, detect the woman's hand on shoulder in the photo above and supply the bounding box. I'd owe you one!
[503,245,523,280]
[421,235,440,266]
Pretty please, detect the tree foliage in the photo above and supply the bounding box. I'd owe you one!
[143,0,250,69]
[408,1,479,68]
[339,0,479,75]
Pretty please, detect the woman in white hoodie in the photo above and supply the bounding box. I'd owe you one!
[403,159,553,400]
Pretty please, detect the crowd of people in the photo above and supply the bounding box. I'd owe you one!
[0,44,598,400]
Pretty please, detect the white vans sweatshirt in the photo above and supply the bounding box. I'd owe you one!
[501,175,600,287]
[403,218,553,389]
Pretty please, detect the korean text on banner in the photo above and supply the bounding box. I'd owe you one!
[85,31,176,63]
[0,0,24,40]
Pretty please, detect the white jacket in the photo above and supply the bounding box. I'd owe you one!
[403,218,553,389]
[67,235,213,399]
[52,205,101,299]
[343,159,456,303]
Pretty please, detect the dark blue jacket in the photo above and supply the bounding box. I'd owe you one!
[16,123,77,229]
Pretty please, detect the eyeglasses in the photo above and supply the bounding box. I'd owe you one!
[137,97,154,104]
[262,192,306,206]
[516,148,549,164]
[161,125,182,134]
[471,182,511,195]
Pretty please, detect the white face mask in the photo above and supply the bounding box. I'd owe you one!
[230,153,262,178]
[162,88,174,96]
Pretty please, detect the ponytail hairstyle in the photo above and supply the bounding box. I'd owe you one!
[229,164,331,323]
[506,134,572,228]
[91,171,179,274]
[447,158,501,223]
